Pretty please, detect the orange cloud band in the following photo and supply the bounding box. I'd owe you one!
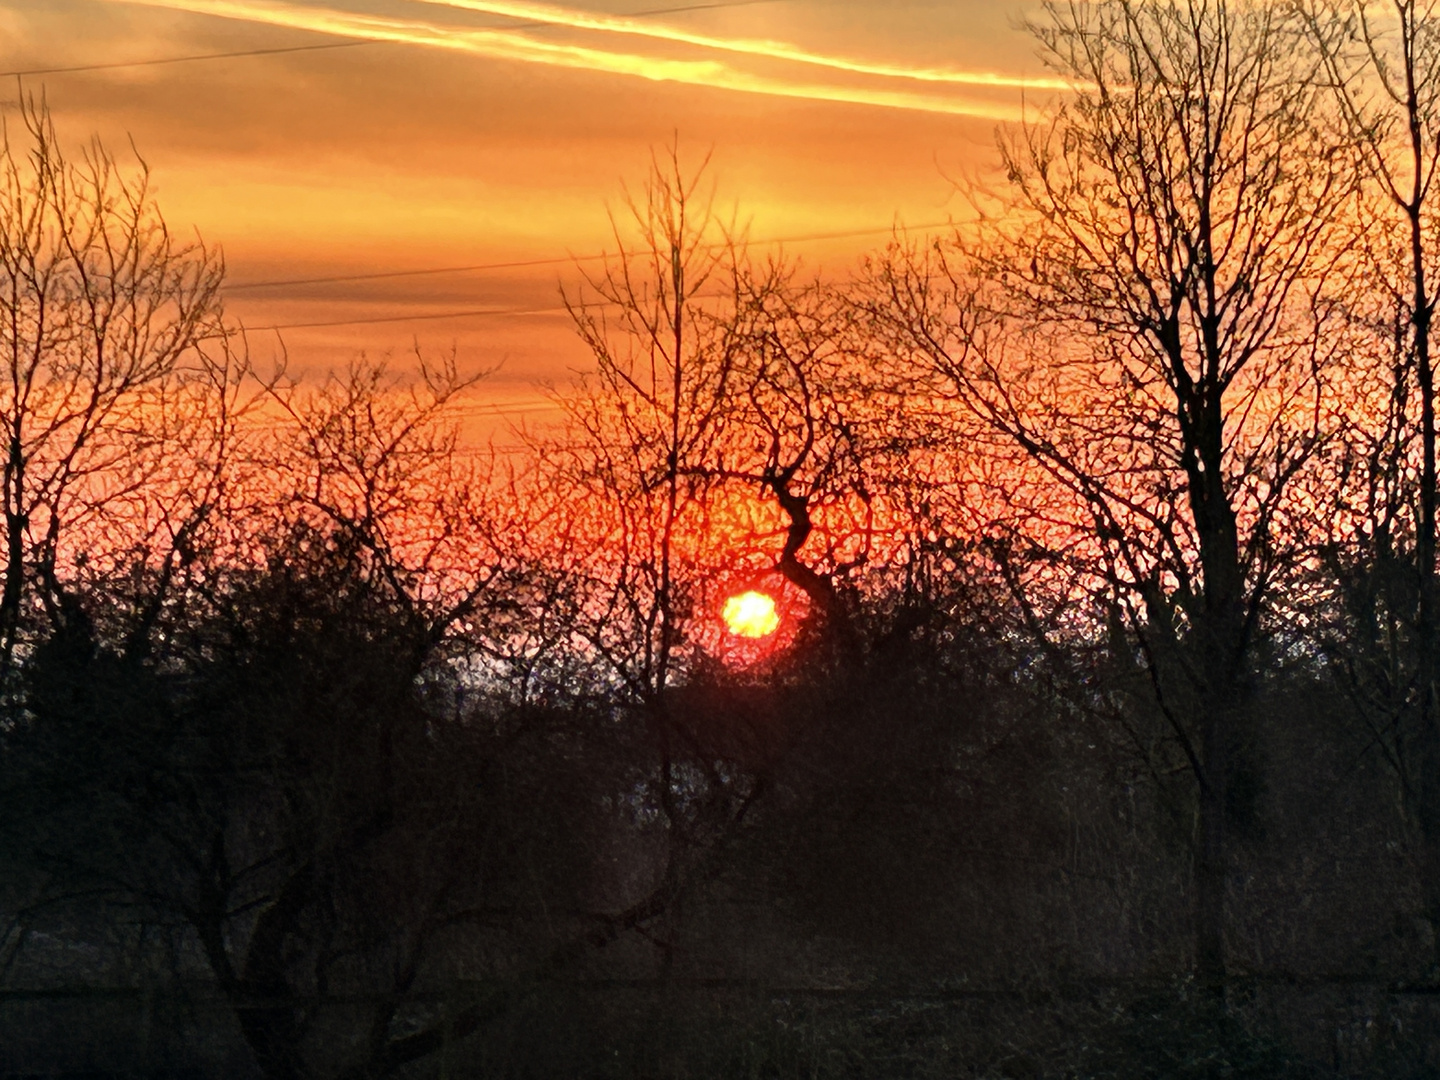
[410,0,1080,90]
[112,0,1030,119]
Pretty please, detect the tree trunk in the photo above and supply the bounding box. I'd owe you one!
[1196,711,1229,991]
[1188,393,1245,992]
[1,435,26,664]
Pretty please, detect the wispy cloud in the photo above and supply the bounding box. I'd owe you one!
[112,0,1031,119]
[411,0,1077,90]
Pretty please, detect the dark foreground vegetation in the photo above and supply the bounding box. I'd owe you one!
[8,0,1440,1075]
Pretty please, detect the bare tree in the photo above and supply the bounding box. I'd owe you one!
[535,147,889,985]
[0,94,231,669]
[531,149,762,991]
[1297,0,1440,970]
[263,350,505,650]
[718,257,878,642]
[0,354,609,1080]
[870,0,1347,989]
[551,145,744,705]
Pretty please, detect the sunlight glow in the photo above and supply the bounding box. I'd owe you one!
[723,590,780,638]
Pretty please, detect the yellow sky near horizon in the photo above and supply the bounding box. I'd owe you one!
[1,0,1052,417]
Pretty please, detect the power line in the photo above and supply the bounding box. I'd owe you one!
[228,220,956,293]
[236,218,955,331]
[229,255,606,292]
[452,400,556,414]
[1,42,377,80]
[253,304,573,332]
[0,0,795,80]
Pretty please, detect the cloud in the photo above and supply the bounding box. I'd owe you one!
[111,0,1030,119]
[410,0,1079,90]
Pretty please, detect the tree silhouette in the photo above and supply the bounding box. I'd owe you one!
[871,0,1348,989]
[0,95,235,674]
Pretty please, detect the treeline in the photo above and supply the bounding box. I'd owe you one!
[5,0,1440,1075]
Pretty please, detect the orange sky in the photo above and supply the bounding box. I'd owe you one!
[2,0,1055,421]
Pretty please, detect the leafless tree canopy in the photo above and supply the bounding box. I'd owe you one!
[11,6,1440,1073]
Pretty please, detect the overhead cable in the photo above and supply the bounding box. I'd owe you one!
[238,219,956,331]
[227,219,956,292]
[0,0,794,79]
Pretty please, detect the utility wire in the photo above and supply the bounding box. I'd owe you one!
[240,219,955,331]
[230,257,605,292]
[255,304,572,332]
[2,41,376,79]
[227,220,956,291]
[0,0,795,80]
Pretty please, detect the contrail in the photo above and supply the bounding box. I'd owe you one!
[409,0,1078,90]
[113,0,1029,119]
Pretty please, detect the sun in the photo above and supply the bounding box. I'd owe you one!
[723,590,780,638]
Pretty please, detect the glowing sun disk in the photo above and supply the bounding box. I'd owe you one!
[723,591,779,638]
